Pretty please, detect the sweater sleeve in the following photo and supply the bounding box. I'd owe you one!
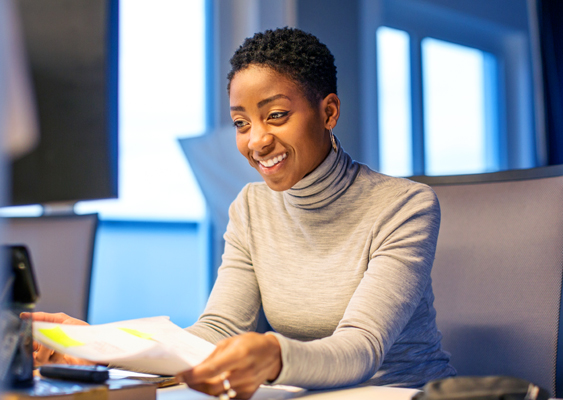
[185,184,262,344]
[269,184,441,388]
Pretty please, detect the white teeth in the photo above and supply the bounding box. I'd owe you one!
[258,153,287,168]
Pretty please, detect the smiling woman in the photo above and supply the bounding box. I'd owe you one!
[29,27,456,400]
[181,28,456,398]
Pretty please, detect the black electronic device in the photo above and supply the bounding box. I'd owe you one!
[39,365,110,384]
[11,0,119,206]
[0,245,40,389]
[8,245,39,305]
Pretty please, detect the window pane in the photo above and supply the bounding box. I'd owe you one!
[75,0,206,221]
[422,38,496,175]
[376,27,412,177]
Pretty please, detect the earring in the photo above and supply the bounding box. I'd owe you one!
[329,127,338,153]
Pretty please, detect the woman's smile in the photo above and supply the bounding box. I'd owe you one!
[254,152,288,174]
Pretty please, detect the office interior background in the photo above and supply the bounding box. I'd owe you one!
[1,0,562,329]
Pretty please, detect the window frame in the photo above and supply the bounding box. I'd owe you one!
[360,0,537,175]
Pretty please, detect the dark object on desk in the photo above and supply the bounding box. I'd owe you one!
[39,365,109,384]
[3,376,156,400]
[1,245,40,389]
[412,376,549,400]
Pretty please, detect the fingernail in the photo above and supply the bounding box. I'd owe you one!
[175,374,185,383]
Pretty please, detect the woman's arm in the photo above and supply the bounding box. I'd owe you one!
[180,185,281,399]
[186,185,263,343]
[177,332,281,399]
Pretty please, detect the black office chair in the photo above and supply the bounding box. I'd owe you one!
[3,214,99,321]
[411,165,563,397]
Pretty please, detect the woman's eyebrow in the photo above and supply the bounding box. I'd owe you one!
[230,94,290,112]
[257,94,290,108]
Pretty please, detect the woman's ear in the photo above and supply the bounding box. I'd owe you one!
[322,93,340,129]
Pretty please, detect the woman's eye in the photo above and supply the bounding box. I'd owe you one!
[233,120,248,129]
[269,111,289,120]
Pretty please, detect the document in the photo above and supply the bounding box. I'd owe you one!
[32,316,215,376]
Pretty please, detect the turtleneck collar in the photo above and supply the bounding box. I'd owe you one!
[283,137,360,210]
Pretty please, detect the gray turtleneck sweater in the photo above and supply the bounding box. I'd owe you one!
[186,145,456,389]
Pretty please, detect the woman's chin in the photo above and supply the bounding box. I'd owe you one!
[261,175,295,192]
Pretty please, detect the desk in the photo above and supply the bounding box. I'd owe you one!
[157,384,419,400]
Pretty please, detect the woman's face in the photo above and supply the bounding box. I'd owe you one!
[229,65,337,191]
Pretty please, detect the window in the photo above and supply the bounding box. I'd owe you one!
[422,38,498,175]
[367,0,537,177]
[377,28,498,177]
[78,0,209,326]
[75,0,207,221]
[376,27,412,177]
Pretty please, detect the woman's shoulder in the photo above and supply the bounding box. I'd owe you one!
[356,163,437,200]
[351,165,441,231]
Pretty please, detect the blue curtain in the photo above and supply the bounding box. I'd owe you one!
[538,0,563,164]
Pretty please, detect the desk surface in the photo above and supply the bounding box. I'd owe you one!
[157,384,419,400]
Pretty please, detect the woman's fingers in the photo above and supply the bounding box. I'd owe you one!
[176,332,282,400]
[34,346,55,366]
[185,343,243,382]
[183,376,228,398]
[21,311,88,325]
[33,346,92,367]
[46,350,67,364]
[23,311,90,367]
[182,373,252,399]
[63,355,95,365]
[21,311,68,323]
[221,368,263,399]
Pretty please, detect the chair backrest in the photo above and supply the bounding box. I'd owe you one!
[3,214,99,321]
[412,166,563,397]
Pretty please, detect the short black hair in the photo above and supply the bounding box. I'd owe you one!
[227,27,337,106]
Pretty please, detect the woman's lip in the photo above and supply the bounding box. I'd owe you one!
[254,152,287,165]
[257,155,287,175]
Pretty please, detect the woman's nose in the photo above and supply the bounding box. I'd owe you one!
[248,123,273,151]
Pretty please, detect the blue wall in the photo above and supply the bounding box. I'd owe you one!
[88,220,209,328]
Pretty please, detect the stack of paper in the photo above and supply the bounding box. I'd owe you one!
[32,316,215,375]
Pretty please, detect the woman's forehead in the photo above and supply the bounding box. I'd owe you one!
[229,66,304,104]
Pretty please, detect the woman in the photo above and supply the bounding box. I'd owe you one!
[30,28,456,399]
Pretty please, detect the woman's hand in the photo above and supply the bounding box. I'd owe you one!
[176,332,282,399]
[20,312,93,366]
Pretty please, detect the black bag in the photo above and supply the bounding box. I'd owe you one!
[412,376,550,400]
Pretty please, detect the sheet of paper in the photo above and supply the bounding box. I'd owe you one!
[252,385,306,400]
[33,316,215,375]
[293,386,419,400]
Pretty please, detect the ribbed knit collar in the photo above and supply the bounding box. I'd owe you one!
[283,138,360,210]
